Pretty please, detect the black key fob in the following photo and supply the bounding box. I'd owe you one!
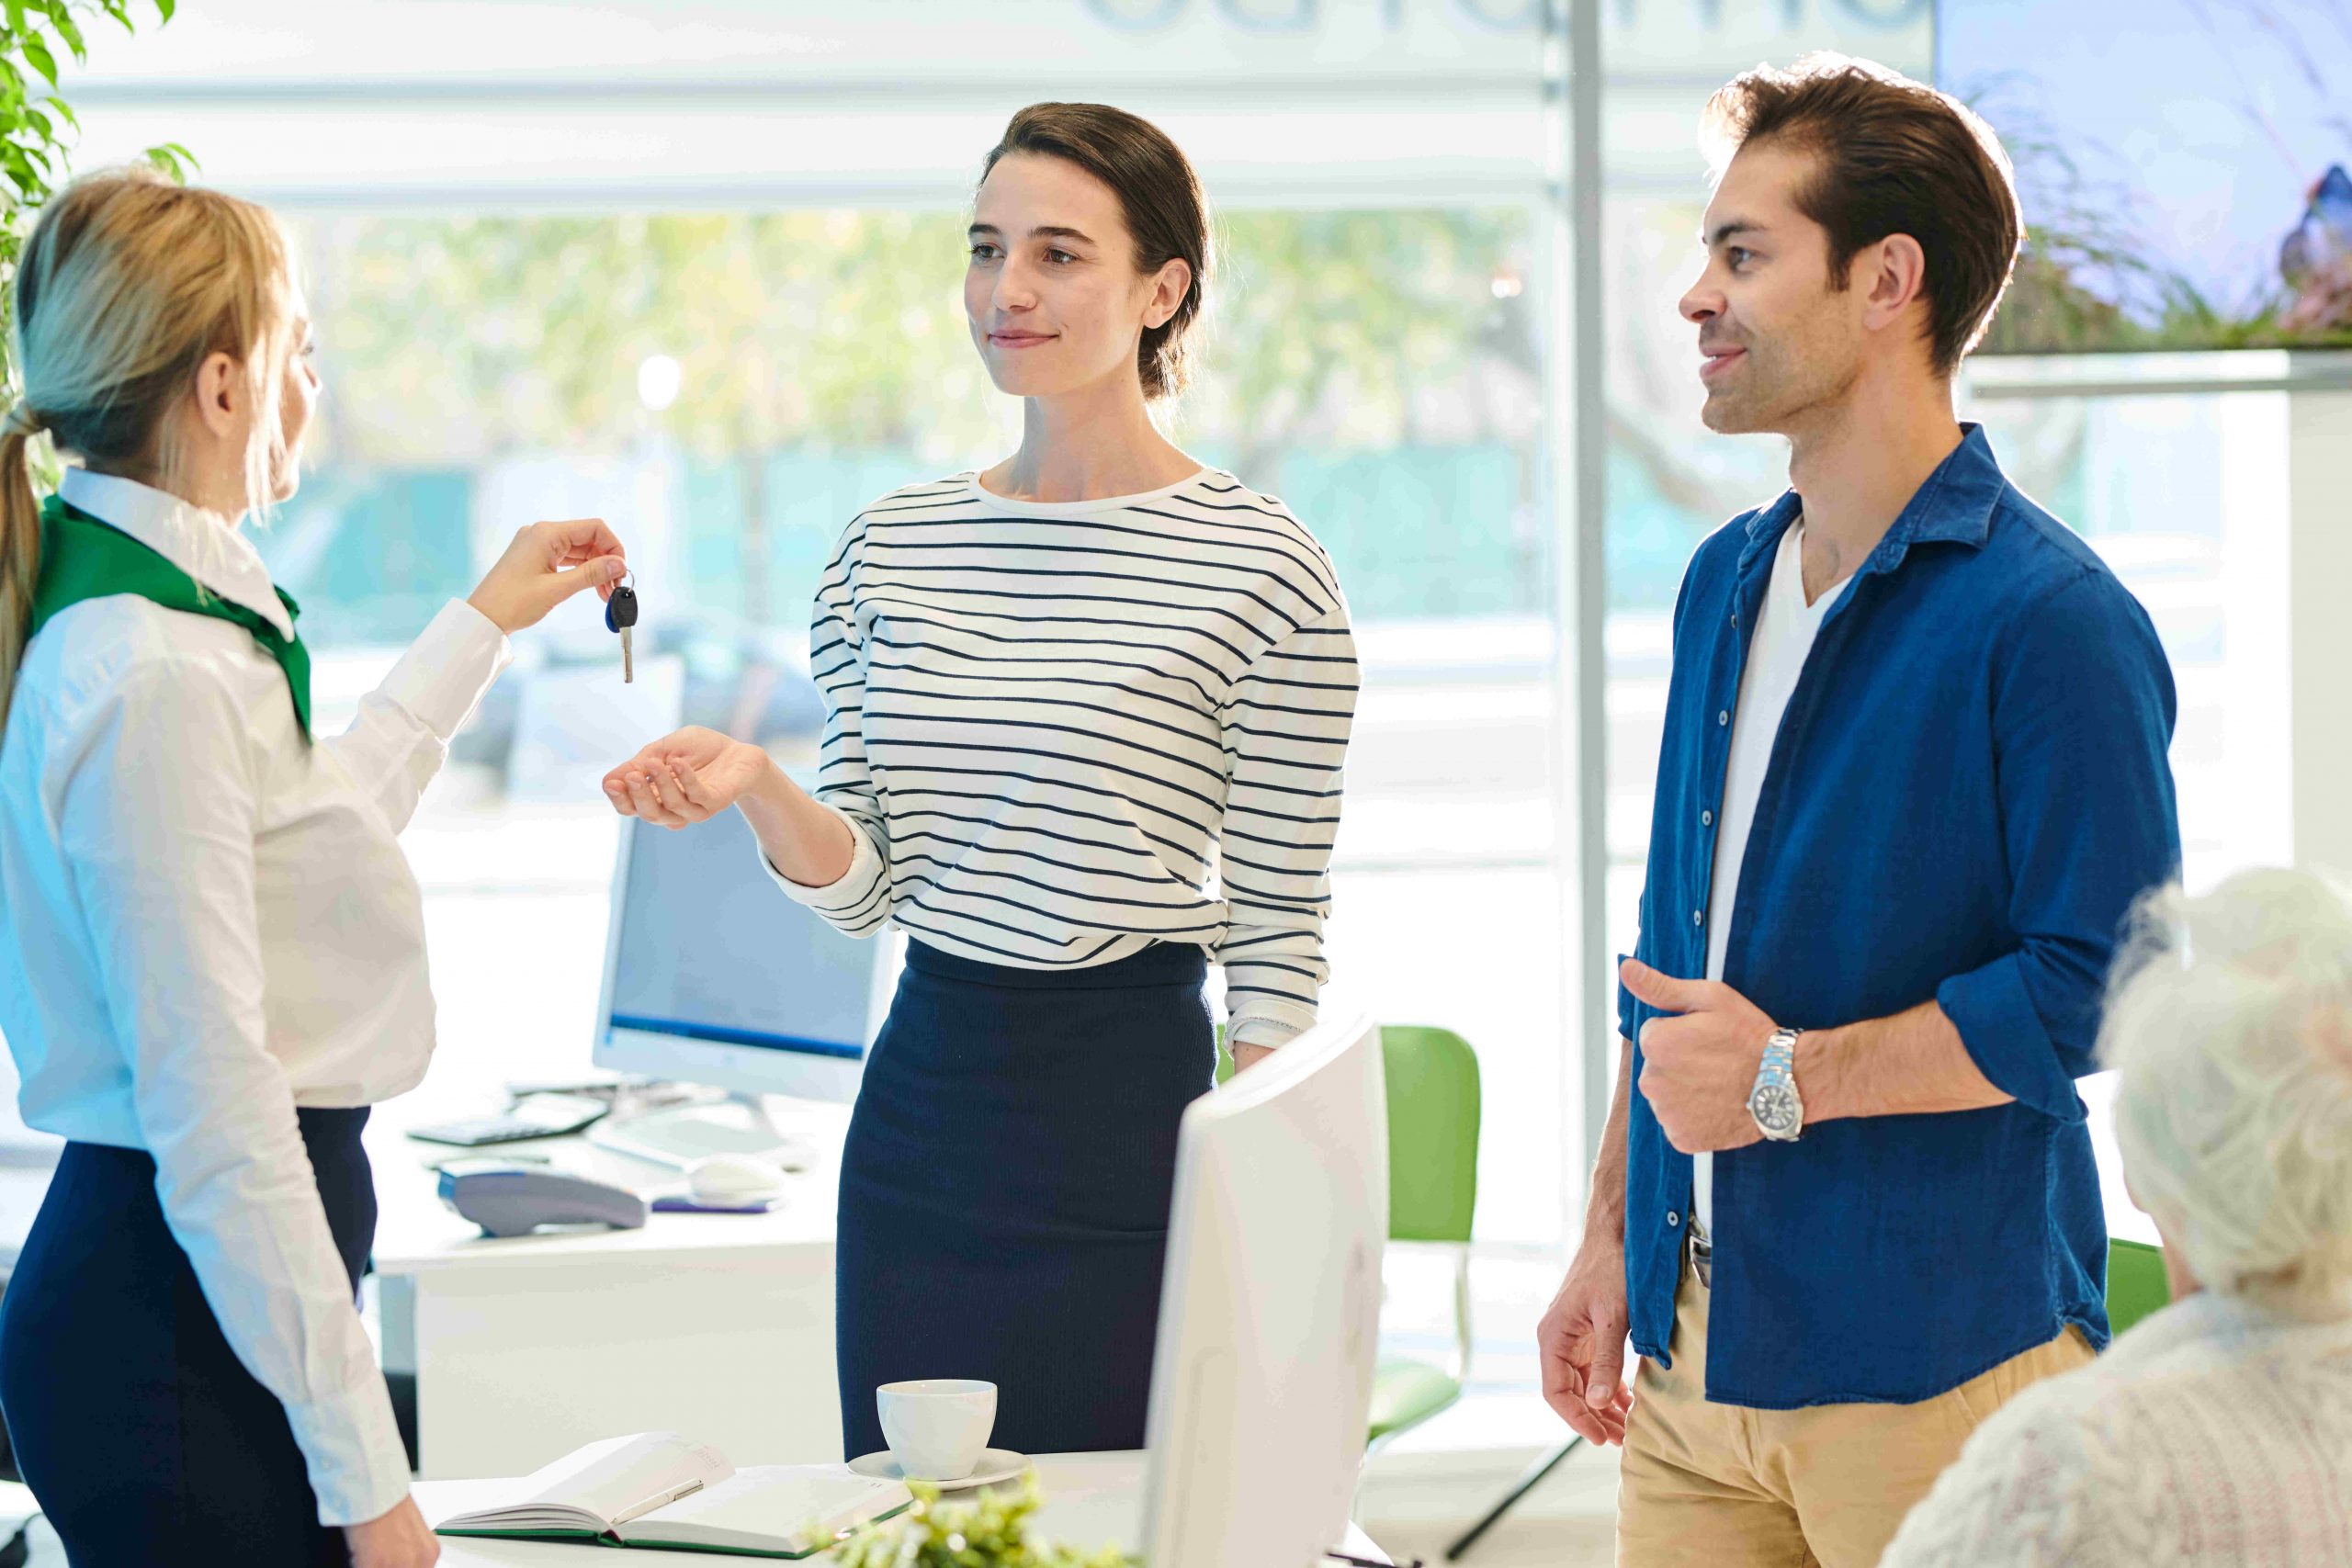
[605,584,639,633]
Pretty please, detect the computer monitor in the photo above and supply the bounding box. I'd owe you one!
[1137,1010,1388,1568]
[590,812,899,1164]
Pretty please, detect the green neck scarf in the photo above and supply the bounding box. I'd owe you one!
[28,493,311,741]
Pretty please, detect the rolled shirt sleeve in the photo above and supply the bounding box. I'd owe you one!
[762,797,890,924]
[60,660,413,1526]
[1936,570,2180,1122]
[1617,946,1645,1047]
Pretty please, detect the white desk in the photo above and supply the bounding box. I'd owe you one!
[417,1450,1392,1565]
[370,1104,850,1478]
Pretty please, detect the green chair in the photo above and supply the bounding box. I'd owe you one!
[1214,1025,1484,1450]
[1367,1026,1482,1450]
[2107,1237,2171,1335]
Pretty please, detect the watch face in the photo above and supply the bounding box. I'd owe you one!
[1750,1082,1802,1137]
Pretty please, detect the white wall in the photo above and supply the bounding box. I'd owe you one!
[2290,387,2352,880]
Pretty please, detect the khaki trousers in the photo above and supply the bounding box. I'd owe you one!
[1616,1252,2093,1568]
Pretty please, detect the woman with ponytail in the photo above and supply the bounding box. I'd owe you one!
[0,167,629,1567]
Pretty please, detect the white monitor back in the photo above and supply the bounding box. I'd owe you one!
[1139,1010,1387,1568]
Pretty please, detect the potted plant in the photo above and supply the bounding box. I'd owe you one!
[832,1477,1131,1568]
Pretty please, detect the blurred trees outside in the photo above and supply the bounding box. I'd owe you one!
[281,205,1546,639]
[301,207,1535,467]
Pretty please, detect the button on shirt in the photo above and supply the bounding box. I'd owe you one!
[0,468,511,1524]
[1692,522,1849,1240]
[1619,426,2181,1408]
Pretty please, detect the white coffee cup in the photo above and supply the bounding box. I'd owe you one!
[876,1379,998,1481]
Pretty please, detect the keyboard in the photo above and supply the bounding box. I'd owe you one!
[587,1104,809,1169]
[406,1093,610,1148]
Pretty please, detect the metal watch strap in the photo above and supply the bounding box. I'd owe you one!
[1748,1026,1804,1142]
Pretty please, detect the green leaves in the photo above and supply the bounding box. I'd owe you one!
[0,0,183,399]
[141,138,193,181]
[831,1476,1134,1568]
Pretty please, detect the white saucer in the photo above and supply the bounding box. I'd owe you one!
[849,1448,1030,1491]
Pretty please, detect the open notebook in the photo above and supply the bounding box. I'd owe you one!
[434,1432,911,1558]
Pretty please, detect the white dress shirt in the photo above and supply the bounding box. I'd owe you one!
[0,468,509,1526]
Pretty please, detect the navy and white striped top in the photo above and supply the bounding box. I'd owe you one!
[767,466,1358,1046]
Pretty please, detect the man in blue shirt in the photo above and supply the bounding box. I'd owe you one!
[1535,56,2181,1568]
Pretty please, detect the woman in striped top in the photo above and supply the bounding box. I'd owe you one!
[604,102,1358,1460]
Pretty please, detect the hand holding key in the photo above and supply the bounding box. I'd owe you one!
[466,517,628,635]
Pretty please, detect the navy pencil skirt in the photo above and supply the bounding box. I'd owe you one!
[834,940,1216,1461]
[0,1106,378,1567]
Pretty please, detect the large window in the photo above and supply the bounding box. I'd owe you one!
[40,4,1589,1420]
[274,196,1565,1236]
[36,0,2305,1452]
[1599,3,1937,985]
[1597,1,2302,1254]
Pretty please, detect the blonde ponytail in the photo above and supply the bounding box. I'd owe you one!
[0,405,47,731]
[0,164,298,729]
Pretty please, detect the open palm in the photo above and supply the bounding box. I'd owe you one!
[602,726,768,829]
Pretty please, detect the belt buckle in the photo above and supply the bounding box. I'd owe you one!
[1688,1231,1713,1289]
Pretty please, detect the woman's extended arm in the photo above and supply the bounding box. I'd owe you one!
[326,518,627,832]
[605,517,891,932]
[604,725,857,888]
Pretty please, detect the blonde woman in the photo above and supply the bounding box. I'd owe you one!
[1882,868,2352,1567]
[0,168,628,1567]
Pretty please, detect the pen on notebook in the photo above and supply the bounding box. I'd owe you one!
[614,1477,706,1527]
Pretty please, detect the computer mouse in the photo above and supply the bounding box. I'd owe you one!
[687,1153,786,1205]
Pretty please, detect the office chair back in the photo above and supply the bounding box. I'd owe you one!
[1364,1026,1482,1450]
[1381,1026,1480,1246]
[2107,1237,2171,1337]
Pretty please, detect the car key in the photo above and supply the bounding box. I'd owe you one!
[605,577,639,683]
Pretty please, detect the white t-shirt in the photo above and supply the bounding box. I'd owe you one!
[1693,521,1848,1240]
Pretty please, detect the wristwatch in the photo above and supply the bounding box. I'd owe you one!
[1747,1027,1805,1142]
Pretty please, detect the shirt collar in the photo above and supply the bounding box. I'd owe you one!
[55,467,294,639]
[1739,422,2007,579]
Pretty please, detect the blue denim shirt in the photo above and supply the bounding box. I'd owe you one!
[1618,426,2180,1409]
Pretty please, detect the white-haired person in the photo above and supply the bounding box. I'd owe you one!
[0,167,628,1567]
[1881,867,2352,1568]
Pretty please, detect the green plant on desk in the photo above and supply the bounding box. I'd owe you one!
[831,1475,1130,1568]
